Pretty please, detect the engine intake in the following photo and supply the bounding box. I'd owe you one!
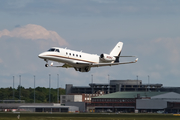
[100,54,116,62]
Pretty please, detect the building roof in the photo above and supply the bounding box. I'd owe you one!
[93,91,168,99]
[151,92,180,101]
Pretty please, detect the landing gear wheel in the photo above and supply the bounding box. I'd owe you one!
[45,64,49,67]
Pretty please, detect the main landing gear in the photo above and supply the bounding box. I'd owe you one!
[44,59,53,67]
[45,64,48,67]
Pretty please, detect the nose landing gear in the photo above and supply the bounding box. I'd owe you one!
[44,59,49,67]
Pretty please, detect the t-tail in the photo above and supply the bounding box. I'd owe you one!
[110,42,123,63]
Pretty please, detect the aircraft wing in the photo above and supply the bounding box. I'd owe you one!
[90,58,138,67]
[50,58,138,68]
[50,63,73,68]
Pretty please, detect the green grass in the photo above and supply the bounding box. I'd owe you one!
[0,113,179,120]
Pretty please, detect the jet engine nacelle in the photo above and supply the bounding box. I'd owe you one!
[100,54,116,62]
[74,67,91,72]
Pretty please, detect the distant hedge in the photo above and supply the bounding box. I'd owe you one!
[0,86,65,103]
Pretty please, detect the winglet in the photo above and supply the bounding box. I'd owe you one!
[135,58,138,62]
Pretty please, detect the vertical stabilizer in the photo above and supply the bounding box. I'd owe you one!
[110,42,123,63]
[110,42,123,57]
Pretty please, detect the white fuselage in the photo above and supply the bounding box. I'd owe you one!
[38,47,107,67]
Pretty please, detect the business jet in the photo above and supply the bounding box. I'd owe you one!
[38,42,138,72]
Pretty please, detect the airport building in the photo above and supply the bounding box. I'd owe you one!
[136,92,180,113]
[18,104,79,113]
[1,80,180,113]
[0,103,79,113]
[60,95,82,104]
[88,91,180,113]
[63,80,180,113]
[66,80,180,95]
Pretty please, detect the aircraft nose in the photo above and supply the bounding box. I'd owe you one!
[38,53,44,58]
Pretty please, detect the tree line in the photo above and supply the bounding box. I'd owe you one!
[0,86,65,103]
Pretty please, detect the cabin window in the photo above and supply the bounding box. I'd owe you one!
[80,55,81,57]
[73,54,74,56]
[69,53,71,55]
[66,52,68,55]
[48,48,55,52]
[76,54,78,57]
[55,49,60,52]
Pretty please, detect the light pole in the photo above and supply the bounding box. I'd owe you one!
[148,75,150,84]
[91,74,93,94]
[19,75,21,100]
[137,75,138,91]
[108,74,110,94]
[13,76,14,100]
[49,74,51,103]
[57,74,59,103]
[34,75,35,103]
[148,75,150,91]
[91,74,93,84]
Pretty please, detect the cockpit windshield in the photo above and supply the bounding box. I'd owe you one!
[48,48,60,53]
[48,48,55,52]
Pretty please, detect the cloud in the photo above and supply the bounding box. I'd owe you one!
[0,24,68,46]
[153,37,180,65]
[127,37,180,86]
[134,37,180,66]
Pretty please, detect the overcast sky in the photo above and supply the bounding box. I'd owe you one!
[0,0,180,89]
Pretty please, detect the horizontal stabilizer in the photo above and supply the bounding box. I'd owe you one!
[120,56,136,57]
[118,58,138,65]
